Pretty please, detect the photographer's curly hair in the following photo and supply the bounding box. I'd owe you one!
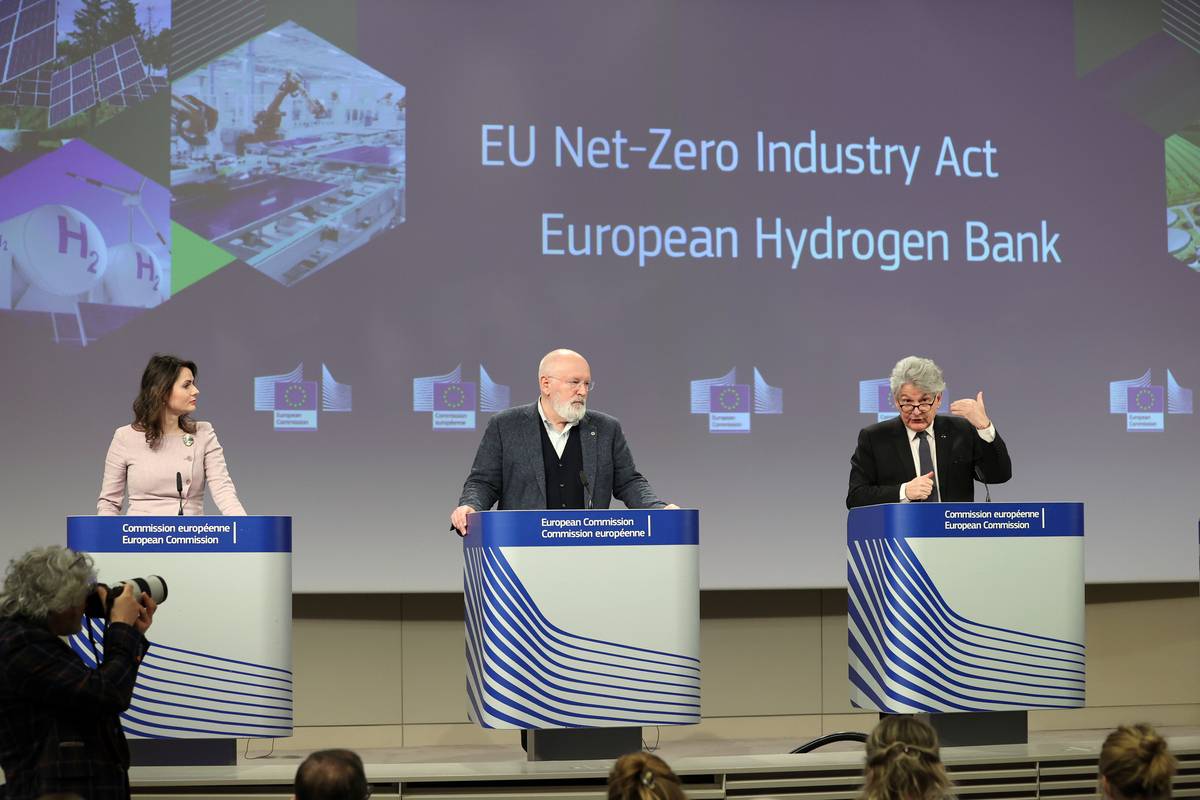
[132,353,198,449]
[0,546,95,621]
[861,716,952,800]
[1099,724,1177,800]
[607,752,687,800]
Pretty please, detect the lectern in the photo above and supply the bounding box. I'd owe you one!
[463,508,700,760]
[847,502,1084,745]
[67,515,292,764]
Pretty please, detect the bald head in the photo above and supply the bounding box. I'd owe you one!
[538,349,589,381]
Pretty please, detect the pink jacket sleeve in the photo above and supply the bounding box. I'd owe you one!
[96,429,126,515]
[204,426,246,515]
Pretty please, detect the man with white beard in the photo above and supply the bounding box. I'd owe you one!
[450,349,676,536]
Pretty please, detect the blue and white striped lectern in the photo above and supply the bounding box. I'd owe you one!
[66,516,293,742]
[463,508,700,758]
[847,502,1085,743]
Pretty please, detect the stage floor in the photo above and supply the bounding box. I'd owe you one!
[236,724,1200,764]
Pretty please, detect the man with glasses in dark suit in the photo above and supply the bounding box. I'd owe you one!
[847,356,1012,509]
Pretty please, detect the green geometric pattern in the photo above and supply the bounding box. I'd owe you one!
[171,222,236,295]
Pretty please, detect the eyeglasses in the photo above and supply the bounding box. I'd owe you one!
[548,376,594,392]
[897,401,935,413]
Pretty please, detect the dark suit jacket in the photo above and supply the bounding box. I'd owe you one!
[458,402,666,511]
[0,617,146,800]
[846,414,1012,509]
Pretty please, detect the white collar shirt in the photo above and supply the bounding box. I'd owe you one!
[537,398,577,458]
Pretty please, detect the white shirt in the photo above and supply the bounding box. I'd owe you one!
[899,418,996,502]
[537,397,578,458]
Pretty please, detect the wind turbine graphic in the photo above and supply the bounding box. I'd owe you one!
[64,170,168,249]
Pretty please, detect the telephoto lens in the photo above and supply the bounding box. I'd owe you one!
[84,576,168,618]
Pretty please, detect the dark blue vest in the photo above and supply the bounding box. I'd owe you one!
[539,420,585,509]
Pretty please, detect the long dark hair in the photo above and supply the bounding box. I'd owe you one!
[131,353,198,449]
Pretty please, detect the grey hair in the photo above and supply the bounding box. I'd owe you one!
[0,546,95,620]
[890,356,946,397]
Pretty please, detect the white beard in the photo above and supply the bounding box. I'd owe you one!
[553,396,587,424]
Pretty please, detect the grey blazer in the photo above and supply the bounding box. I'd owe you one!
[457,402,666,511]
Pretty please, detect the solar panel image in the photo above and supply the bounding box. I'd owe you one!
[5,23,53,81]
[1,0,56,84]
[12,66,48,106]
[44,38,162,126]
[90,37,150,102]
[112,73,164,107]
[122,60,145,85]
[48,57,98,127]
[14,0,51,34]
[95,53,115,75]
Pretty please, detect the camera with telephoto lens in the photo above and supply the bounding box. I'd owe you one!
[84,576,168,619]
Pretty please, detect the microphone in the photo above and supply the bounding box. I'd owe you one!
[578,470,593,510]
[974,465,992,503]
[176,472,184,516]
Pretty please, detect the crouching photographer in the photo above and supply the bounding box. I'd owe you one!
[0,546,158,800]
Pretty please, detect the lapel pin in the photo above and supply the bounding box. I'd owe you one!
[183,434,195,447]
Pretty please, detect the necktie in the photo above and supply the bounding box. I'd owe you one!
[917,431,939,502]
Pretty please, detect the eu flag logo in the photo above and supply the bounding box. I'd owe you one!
[710,385,749,413]
[1126,385,1164,431]
[272,380,318,430]
[1127,386,1163,413]
[708,384,750,433]
[434,382,477,411]
[275,381,317,411]
[432,382,477,429]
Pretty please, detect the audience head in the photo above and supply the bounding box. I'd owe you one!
[1099,724,1176,800]
[607,751,687,800]
[295,749,369,800]
[0,546,95,633]
[862,716,951,800]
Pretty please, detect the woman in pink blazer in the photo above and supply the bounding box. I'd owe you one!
[97,354,246,516]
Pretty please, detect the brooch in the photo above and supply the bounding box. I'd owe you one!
[183,434,194,447]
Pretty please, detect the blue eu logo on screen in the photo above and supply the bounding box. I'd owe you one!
[413,363,510,431]
[1109,369,1192,432]
[254,362,352,431]
[690,367,782,434]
